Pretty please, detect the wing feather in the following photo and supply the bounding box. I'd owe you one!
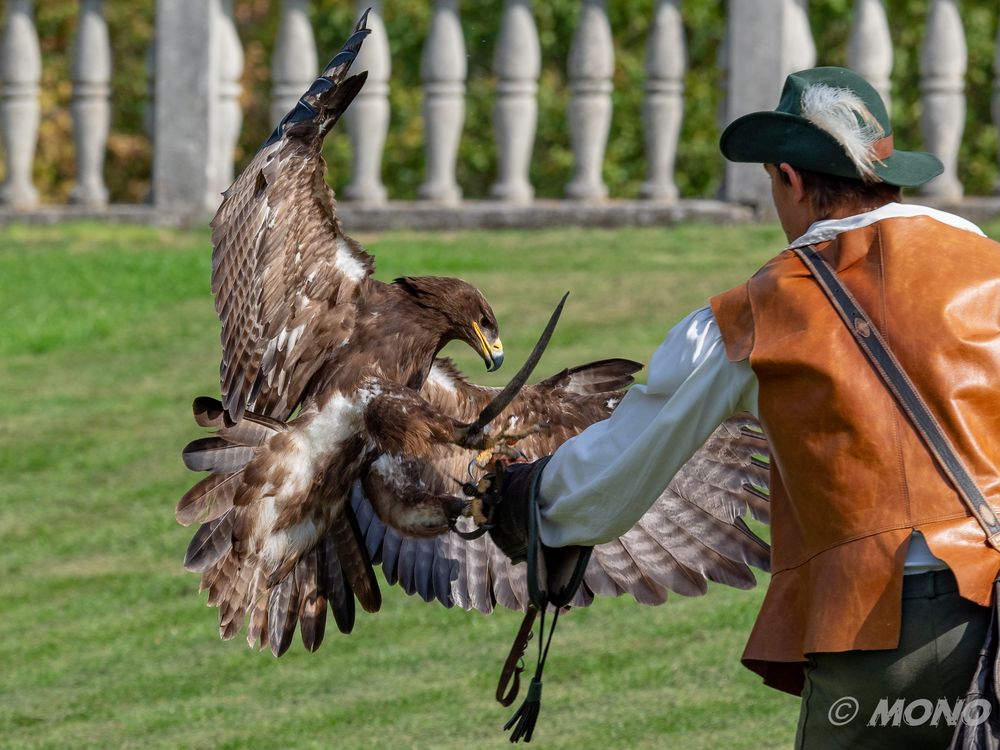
[245,570,268,650]
[267,573,300,657]
[176,472,240,526]
[447,532,471,610]
[431,543,458,608]
[461,522,495,614]
[582,556,623,598]
[592,538,673,604]
[359,358,771,613]
[296,549,327,652]
[328,507,382,614]
[184,509,234,573]
[319,531,356,635]
[210,33,374,424]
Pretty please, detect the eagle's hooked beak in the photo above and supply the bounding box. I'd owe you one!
[473,321,504,372]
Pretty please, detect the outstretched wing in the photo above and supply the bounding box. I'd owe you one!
[359,358,771,613]
[211,16,375,423]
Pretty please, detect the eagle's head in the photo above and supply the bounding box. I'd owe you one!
[393,276,504,372]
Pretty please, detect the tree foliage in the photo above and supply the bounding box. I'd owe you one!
[6,0,998,204]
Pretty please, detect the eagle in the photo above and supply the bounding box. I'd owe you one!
[177,11,771,660]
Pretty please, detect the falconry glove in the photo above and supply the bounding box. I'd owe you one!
[485,457,551,562]
[482,456,591,596]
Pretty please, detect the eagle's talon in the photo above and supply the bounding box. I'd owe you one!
[468,418,546,466]
[470,496,489,526]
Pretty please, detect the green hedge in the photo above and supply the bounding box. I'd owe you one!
[11,0,999,204]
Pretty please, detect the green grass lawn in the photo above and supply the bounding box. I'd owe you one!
[7,218,993,749]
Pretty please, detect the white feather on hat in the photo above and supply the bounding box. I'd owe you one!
[800,84,885,182]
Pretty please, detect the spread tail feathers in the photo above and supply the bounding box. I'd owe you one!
[179,397,285,522]
[181,397,373,653]
[193,525,365,656]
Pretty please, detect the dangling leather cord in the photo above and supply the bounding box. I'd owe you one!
[504,604,562,742]
[496,607,538,707]
[496,462,592,743]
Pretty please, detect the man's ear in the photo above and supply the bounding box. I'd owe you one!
[779,163,807,203]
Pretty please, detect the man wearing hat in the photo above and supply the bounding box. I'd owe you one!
[488,67,1000,747]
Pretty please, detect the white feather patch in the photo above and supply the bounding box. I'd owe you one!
[800,84,885,182]
[253,392,371,570]
[303,392,365,451]
[334,237,368,282]
[426,362,457,394]
[260,518,320,573]
[285,323,306,354]
[372,454,417,488]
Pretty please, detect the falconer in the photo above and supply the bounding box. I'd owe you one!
[487,67,1000,748]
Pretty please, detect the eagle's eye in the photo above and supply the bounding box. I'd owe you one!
[480,315,491,329]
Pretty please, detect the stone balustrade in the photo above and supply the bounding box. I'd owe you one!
[0,0,995,227]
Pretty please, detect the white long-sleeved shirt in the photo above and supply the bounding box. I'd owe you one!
[537,203,985,570]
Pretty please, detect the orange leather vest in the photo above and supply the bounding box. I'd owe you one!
[710,215,1000,695]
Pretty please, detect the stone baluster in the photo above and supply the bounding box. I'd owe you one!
[490,0,540,204]
[993,19,1000,194]
[271,0,318,128]
[153,0,214,215]
[847,0,892,111]
[70,0,111,207]
[1,0,41,208]
[640,0,684,202]
[344,1,390,204]
[716,14,729,137]
[565,0,613,201]
[419,0,466,204]
[212,0,243,198]
[920,0,965,202]
[722,0,815,206]
[784,0,816,77]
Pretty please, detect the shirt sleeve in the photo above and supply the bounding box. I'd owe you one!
[536,305,758,548]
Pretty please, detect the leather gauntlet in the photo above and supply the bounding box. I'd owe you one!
[485,457,551,563]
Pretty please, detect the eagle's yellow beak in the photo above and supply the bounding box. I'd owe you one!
[473,321,504,372]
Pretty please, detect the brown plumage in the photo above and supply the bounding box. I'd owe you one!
[178,13,772,658]
[179,14,510,655]
[359,358,770,614]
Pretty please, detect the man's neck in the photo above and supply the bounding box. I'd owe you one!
[814,199,894,224]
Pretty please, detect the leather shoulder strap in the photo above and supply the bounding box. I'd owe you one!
[792,243,1000,550]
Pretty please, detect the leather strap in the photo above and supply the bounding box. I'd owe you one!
[495,459,594,742]
[792,244,1000,550]
[496,607,538,707]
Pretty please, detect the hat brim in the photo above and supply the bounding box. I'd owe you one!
[720,110,943,188]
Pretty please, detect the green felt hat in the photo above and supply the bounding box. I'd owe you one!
[720,67,942,187]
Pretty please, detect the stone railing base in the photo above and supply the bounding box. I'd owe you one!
[2,197,999,232]
[0,199,752,232]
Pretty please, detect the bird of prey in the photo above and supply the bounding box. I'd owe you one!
[176,12,772,659]
[178,13,515,640]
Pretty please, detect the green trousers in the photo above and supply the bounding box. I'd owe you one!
[795,569,991,749]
